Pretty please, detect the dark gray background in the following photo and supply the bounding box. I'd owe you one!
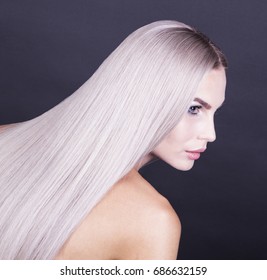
[1,0,266,259]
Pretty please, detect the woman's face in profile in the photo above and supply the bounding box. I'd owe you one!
[151,67,226,171]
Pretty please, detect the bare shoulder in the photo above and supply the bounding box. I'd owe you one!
[55,169,181,260]
[115,169,181,259]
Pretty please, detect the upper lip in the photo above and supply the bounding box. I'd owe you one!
[186,148,206,153]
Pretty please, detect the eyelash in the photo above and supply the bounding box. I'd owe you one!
[188,105,202,115]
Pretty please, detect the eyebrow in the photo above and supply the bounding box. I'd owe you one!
[194,98,212,109]
[193,98,225,110]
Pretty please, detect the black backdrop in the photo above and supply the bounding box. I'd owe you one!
[1,0,266,259]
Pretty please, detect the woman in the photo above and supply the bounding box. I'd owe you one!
[0,20,227,259]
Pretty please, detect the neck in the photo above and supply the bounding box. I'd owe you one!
[134,153,157,171]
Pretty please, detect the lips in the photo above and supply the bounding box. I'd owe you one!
[186,148,206,160]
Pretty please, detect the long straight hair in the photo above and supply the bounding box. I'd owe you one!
[0,20,227,259]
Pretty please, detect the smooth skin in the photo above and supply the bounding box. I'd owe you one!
[1,67,226,259]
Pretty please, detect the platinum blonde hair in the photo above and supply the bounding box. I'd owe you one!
[0,20,227,259]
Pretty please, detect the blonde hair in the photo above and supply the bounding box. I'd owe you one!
[0,20,227,259]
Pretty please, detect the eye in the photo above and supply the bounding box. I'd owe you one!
[188,105,202,115]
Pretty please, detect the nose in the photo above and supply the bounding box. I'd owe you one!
[198,117,216,143]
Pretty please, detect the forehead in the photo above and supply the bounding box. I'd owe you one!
[194,68,226,109]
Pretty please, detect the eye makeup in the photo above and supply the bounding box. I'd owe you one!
[188,105,202,115]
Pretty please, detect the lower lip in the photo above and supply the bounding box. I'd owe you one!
[186,152,201,160]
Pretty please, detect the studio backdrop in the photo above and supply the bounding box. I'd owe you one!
[0,0,266,259]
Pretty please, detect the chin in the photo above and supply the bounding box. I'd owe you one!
[170,161,195,171]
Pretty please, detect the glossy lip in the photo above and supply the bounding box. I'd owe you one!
[185,148,206,160]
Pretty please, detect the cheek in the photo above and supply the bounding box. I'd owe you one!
[157,131,188,155]
[167,133,183,148]
[151,135,177,158]
[169,122,191,145]
[182,117,204,138]
[153,118,201,156]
